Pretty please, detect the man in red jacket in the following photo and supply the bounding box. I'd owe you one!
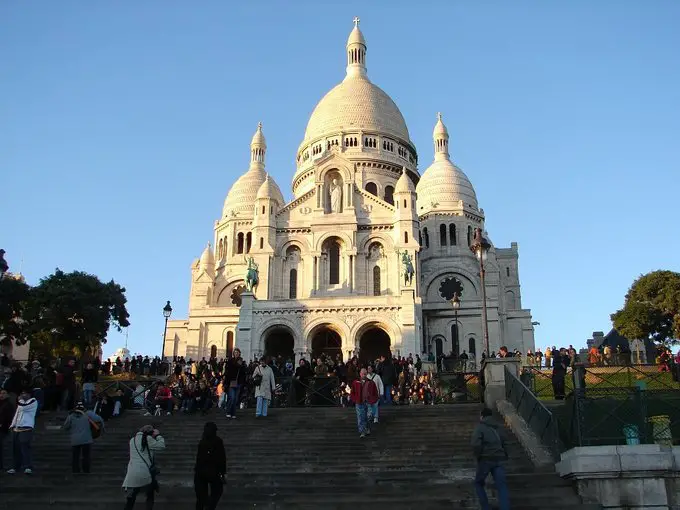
[350,368,379,438]
[155,382,174,416]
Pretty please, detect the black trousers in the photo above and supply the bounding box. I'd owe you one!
[194,476,223,510]
[124,485,155,510]
[72,443,91,473]
[552,372,566,400]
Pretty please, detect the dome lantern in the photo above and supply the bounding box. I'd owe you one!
[250,121,266,167]
[346,17,367,78]
[433,112,450,161]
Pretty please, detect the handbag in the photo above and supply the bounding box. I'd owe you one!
[252,368,263,388]
[87,415,101,439]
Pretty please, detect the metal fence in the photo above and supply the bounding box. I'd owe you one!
[559,365,680,448]
[505,366,562,460]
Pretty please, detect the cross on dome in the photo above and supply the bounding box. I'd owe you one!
[353,16,360,27]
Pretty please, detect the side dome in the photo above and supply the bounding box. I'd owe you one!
[256,173,285,205]
[222,123,269,217]
[416,113,478,214]
[395,167,415,194]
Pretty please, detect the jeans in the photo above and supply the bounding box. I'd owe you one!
[0,430,7,470]
[218,393,227,410]
[226,385,240,416]
[194,475,223,510]
[383,384,393,404]
[355,403,369,434]
[367,402,379,422]
[124,485,155,510]
[256,396,269,417]
[182,398,195,413]
[72,443,91,473]
[474,460,510,510]
[82,388,95,408]
[12,429,33,470]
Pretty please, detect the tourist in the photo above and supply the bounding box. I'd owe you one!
[196,381,213,416]
[7,388,38,474]
[194,421,226,510]
[62,400,104,473]
[123,425,165,510]
[365,365,383,424]
[81,362,98,409]
[254,356,276,418]
[293,359,312,406]
[350,368,379,438]
[552,348,568,400]
[0,388,15,471]
[314,357,328,377]
[225,348,246,419]
[60,359,77,411]
[377,355,397,405]
[471,408,510,510]
[155,382,174,416]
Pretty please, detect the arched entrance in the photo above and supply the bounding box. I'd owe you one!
[311,326,343,361]
[263,327,295,361]
[358,326,391,365]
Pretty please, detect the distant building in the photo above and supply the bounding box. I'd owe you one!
[588,329,656,364]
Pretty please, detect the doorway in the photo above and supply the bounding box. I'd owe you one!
[311,326,343,361]
[264,327,295,361]
[358,327,391,364]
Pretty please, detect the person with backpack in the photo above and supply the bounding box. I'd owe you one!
[471,408,510,510]
[194,421,226,510]
[62,400,104,473]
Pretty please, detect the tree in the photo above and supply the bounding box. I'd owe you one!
[611,270,680,345]
[0,275,33,347]
[31,269,130,357]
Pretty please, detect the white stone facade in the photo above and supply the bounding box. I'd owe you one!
[165,20,535,364]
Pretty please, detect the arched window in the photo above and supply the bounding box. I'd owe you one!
[451,324,459,356]
[403,199,407,208]
[261,205,265,215]
[210,345,217,359]
[440,224,447,247]
[218,239,223,259]
[366,182,378,196]
[423,228,430,248]
[384,185,394,205]
[259,237,264,250]
[226,331,234,357]
[246,232,252,253]
[449,224,457,246]
[506,267,510,277]
[419,231,423,247]
[469,337,476,355]
[404,231,409,243]
[467,226,473,246]
[223,238,228,259]
[373,265,381,296]
[329,241,340,285]
[237,233,244,254]
[289,268,298,299]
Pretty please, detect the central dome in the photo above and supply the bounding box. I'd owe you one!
[303,75,411,144]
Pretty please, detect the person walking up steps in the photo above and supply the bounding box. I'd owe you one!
[471,408,510,510]
[7,388,37,475]
[366,364,383,424]
[123,425,165,510]
[63,400,104,473]
[194,422,226,510]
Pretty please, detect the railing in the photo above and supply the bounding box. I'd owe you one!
[505,366,562,460]
[433,371,482,403]
[246,375,342,408]
[562,365,680,448]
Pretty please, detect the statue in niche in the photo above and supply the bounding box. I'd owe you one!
[329,178,343,213]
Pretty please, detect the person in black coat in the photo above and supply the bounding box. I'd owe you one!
[225,349,246,418]
[194,421,226,510]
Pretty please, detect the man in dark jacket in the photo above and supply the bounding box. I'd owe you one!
[194,421,226,510]
[225,349,246,419]
[0,388,16,471]
[377,355,397,405]
[471,408,509,510]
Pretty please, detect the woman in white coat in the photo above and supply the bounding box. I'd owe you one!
[123,425,166,510]
[253,357,276,418]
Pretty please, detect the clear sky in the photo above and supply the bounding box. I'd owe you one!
[2,1,679,358]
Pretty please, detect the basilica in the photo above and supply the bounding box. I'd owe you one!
[164,19,535,365]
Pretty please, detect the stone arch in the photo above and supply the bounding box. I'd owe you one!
[317,160,353,183]
[359,233,394,254]
[314,231,353,252]
[448,319,463,356]
[505,290,516,311]
[277,236,311,257]
[215,278,247,307]
[353,319,397,364]
[351,315,400,353]
[430,334,446,357]
[304,318,351,355]
[259,322,297,361]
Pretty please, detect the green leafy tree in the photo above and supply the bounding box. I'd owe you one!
[611,270,680,345]
[0,276,33,347]
[31,269,130,356]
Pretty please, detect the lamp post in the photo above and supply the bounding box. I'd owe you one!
[469,228,491,357]
[452,292,461,353]
[161,300,172,361]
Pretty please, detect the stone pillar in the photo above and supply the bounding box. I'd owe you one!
[236,291,256,362]
[482,357,520,408]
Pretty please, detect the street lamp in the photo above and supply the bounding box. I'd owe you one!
[452,292,461,353]
[469,228,491,357]
[161,300,172,360]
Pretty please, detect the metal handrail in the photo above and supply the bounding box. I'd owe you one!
[505,365,562,460]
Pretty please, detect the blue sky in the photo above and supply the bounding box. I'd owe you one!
[2,1,679,357]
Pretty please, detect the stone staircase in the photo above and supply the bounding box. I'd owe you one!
[0,405,598,509]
